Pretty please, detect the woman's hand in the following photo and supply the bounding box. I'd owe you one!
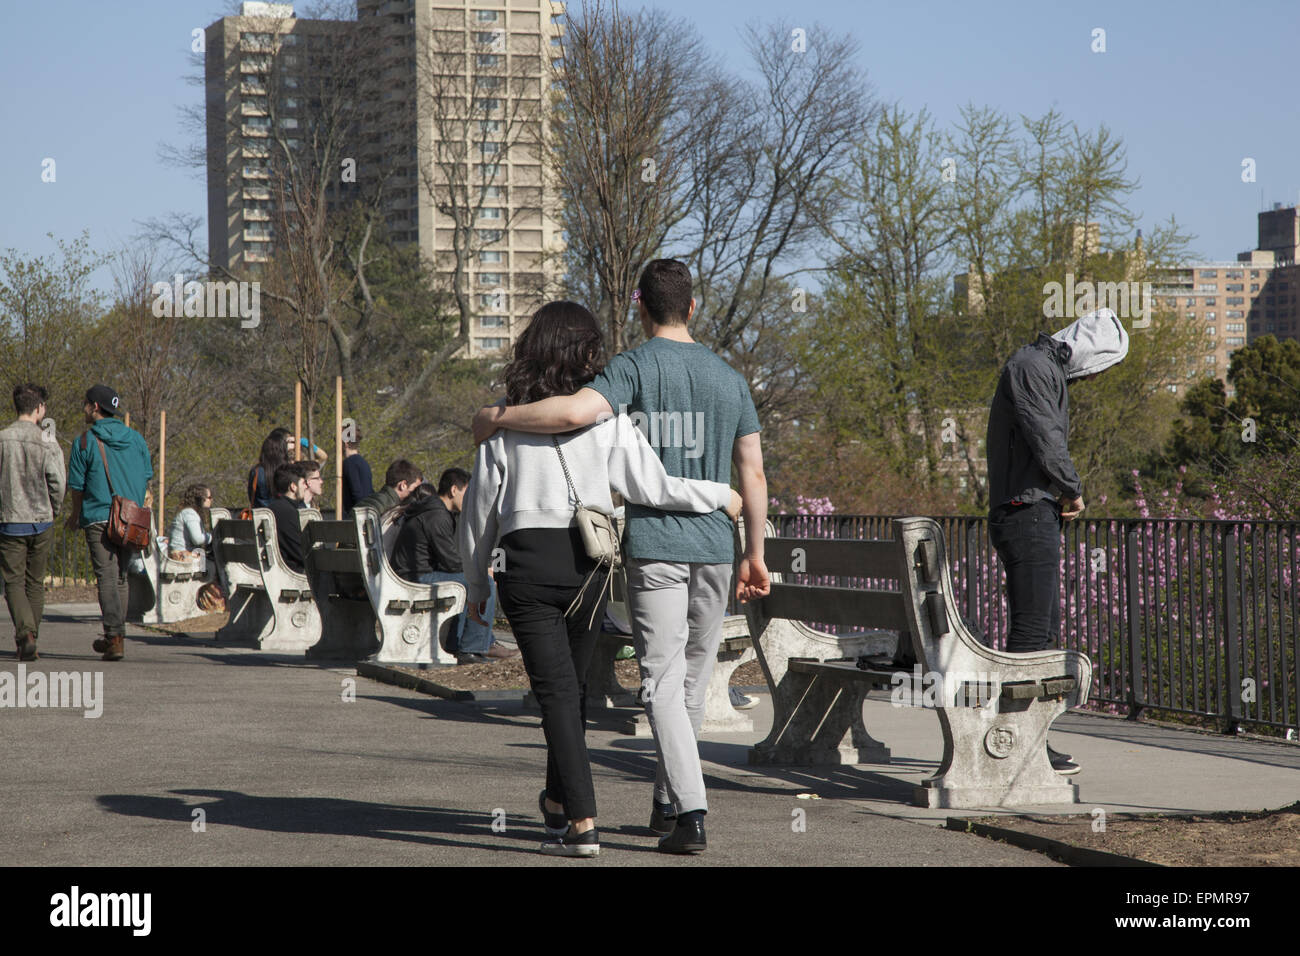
[725,489,743,521]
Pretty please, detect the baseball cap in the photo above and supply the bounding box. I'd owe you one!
[85,384,121,417]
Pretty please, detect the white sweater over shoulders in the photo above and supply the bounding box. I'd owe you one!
[458,413,732,605]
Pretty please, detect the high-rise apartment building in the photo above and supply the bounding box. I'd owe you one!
[205,3,355,270]
[205,0,565,357]
[1152,205,1300,397]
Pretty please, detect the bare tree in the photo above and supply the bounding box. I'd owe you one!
[101,241,209,458]
[681,21,876,357]
[400,7,547,400]
[148,1,418,416]
[547,0,711,351]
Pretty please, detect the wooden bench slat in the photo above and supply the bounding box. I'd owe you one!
[220,544,262,566]
[787,658,900,687]
[308,549,364,573]
[763,537,900,580]
[306,522,360,546]
[763,583,909,631]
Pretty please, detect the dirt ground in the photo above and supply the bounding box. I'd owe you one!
[964,803,1300,866]
[44,584,100,605]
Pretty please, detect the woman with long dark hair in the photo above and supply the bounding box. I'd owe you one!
[458,301,740,857]
[248,428,292,509]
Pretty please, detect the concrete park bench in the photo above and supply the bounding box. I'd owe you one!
[211,508,321,652]
[537,566,756,734]
[133,521,218,625]
[303,507,465,663]
[745,516,1092,809]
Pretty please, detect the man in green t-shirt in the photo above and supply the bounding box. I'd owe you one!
[473,259,770,854]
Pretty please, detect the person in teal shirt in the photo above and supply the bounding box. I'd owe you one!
[65,385,152,661]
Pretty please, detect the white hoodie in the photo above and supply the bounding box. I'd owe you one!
[1052,307,1130,379]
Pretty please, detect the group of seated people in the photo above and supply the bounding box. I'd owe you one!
[240,428,517,664]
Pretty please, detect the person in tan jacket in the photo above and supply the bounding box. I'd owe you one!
[0,384,66,660]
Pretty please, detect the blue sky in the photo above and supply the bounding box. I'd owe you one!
[1,0,1296,290]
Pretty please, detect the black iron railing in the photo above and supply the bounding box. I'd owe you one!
[758,513,1299,737]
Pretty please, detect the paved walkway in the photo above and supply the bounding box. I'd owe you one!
[1,605,1296,866]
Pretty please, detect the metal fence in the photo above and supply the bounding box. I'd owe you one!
[44,523,96,586]
[763,513,1299,737]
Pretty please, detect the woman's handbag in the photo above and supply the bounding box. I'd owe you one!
[552,436,620,627]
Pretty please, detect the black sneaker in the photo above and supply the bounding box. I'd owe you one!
[538,790,567,838]
[1048,746,1080,775]
[648,800,676,835]
[540,825,599,858]
[15,634,37,661]
[657,816,706,854]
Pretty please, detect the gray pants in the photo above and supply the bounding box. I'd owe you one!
[626,558,732,814]
[85,522,131,636]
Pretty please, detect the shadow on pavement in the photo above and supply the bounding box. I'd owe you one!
[94,789,663,855]
[363,693,542,730]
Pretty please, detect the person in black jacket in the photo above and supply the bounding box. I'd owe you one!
[267,465,307,573]
[391,469,515,664]
[986,307,1128,773]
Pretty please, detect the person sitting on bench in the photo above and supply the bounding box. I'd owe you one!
[392,470,516,665]
[168,483,212,560]
[268,465,307,574]
[354,459,423,520]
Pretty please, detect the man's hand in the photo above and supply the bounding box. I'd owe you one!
[472,405,504,445]
[725,489,743,521]
[736,555,770,603]
[468,600,489,626]
[1059,494,1084,521]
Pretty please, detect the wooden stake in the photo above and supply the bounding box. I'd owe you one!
[335,376,343,519]
[124,412,130,428]
[294,380,303,462]
[159,409,167,531]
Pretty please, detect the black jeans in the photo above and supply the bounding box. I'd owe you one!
[496,574,609,822]
[989,500,1061,653]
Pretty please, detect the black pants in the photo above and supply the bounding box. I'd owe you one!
[496,574,609,822]
[989,500,1061,653]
